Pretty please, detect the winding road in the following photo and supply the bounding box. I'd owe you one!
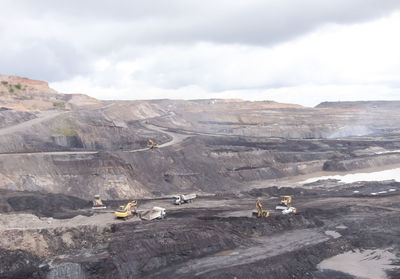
[0,113,190,157]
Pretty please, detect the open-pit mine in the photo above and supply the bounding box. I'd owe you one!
[0,75,399,279]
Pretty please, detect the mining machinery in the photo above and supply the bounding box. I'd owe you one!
[276,195,296,214]
[92,195,106,209]
[114,200,138,219]
[147,139,159,149]
[253,199,270,218]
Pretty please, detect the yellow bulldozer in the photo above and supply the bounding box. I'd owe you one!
[114,200,138,219]
[147,139,159,149]
[92,194,106,209]
[276,195,297,214]
[276,195,292,210]
[253,200,270,218]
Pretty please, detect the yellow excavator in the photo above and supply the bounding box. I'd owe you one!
[147,139,159,149]
[253,200,270,218]
[114,200,138,219]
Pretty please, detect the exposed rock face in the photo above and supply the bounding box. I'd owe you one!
[0,75,400,199]
[151,100,400,139]
[0,75,56,94]
[0,75,61,111]
[1,136,400,199]
[0,109,37,129]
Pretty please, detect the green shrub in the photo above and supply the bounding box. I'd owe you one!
[14,83,22,90]
[53,102,65,109]
[8,86,14,93]
[1,81,8,86]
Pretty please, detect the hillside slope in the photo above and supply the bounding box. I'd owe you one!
[1,75,400,199]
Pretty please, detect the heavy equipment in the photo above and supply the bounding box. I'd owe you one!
[275,195,292,210]
[276,195,297,214]
[147,139,159,149]
[252,200,270,218]
[173,193,197,205]
[282,207,297,214]
[114,200,138,219]
[92,195,106,209]
[140,206,166,220]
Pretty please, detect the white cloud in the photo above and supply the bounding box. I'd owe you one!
[51,12,400,106]
[1,1,399,105]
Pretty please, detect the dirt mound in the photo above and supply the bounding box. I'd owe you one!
[0,190,90,218]
[0,248,41,279]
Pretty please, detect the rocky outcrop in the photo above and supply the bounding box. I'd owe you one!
[0,75,57,94]
[1,75,400,199]
[323,153,400,172]
[1,135,400,199]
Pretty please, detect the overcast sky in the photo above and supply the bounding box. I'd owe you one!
[1,0,400,106]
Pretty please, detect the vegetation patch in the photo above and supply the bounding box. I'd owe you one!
[52,126,78,137]
[53,102,65,109]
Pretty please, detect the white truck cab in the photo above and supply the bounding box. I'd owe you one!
[173,193,196,205]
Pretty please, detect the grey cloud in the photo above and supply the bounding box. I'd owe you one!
[0,38,90,82]
[1,0,400,84]
[3,0,400,47]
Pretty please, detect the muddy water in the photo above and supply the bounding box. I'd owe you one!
[318,249,398,279]
[300,168,400,184]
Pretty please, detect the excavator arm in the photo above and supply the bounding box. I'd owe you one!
[256,200,269,218]
[115,200,138,219]
[147,139,159,149]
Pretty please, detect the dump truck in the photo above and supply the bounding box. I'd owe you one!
[140,206,166,220]
[114,201,137,219]
[282,207,297,214]
[92,195,106,209]
[173,193,197,205]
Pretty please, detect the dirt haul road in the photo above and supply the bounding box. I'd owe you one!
[0,117,188,157]
[0,110,66,136]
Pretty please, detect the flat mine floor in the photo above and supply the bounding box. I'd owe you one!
[1,179,399,279]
